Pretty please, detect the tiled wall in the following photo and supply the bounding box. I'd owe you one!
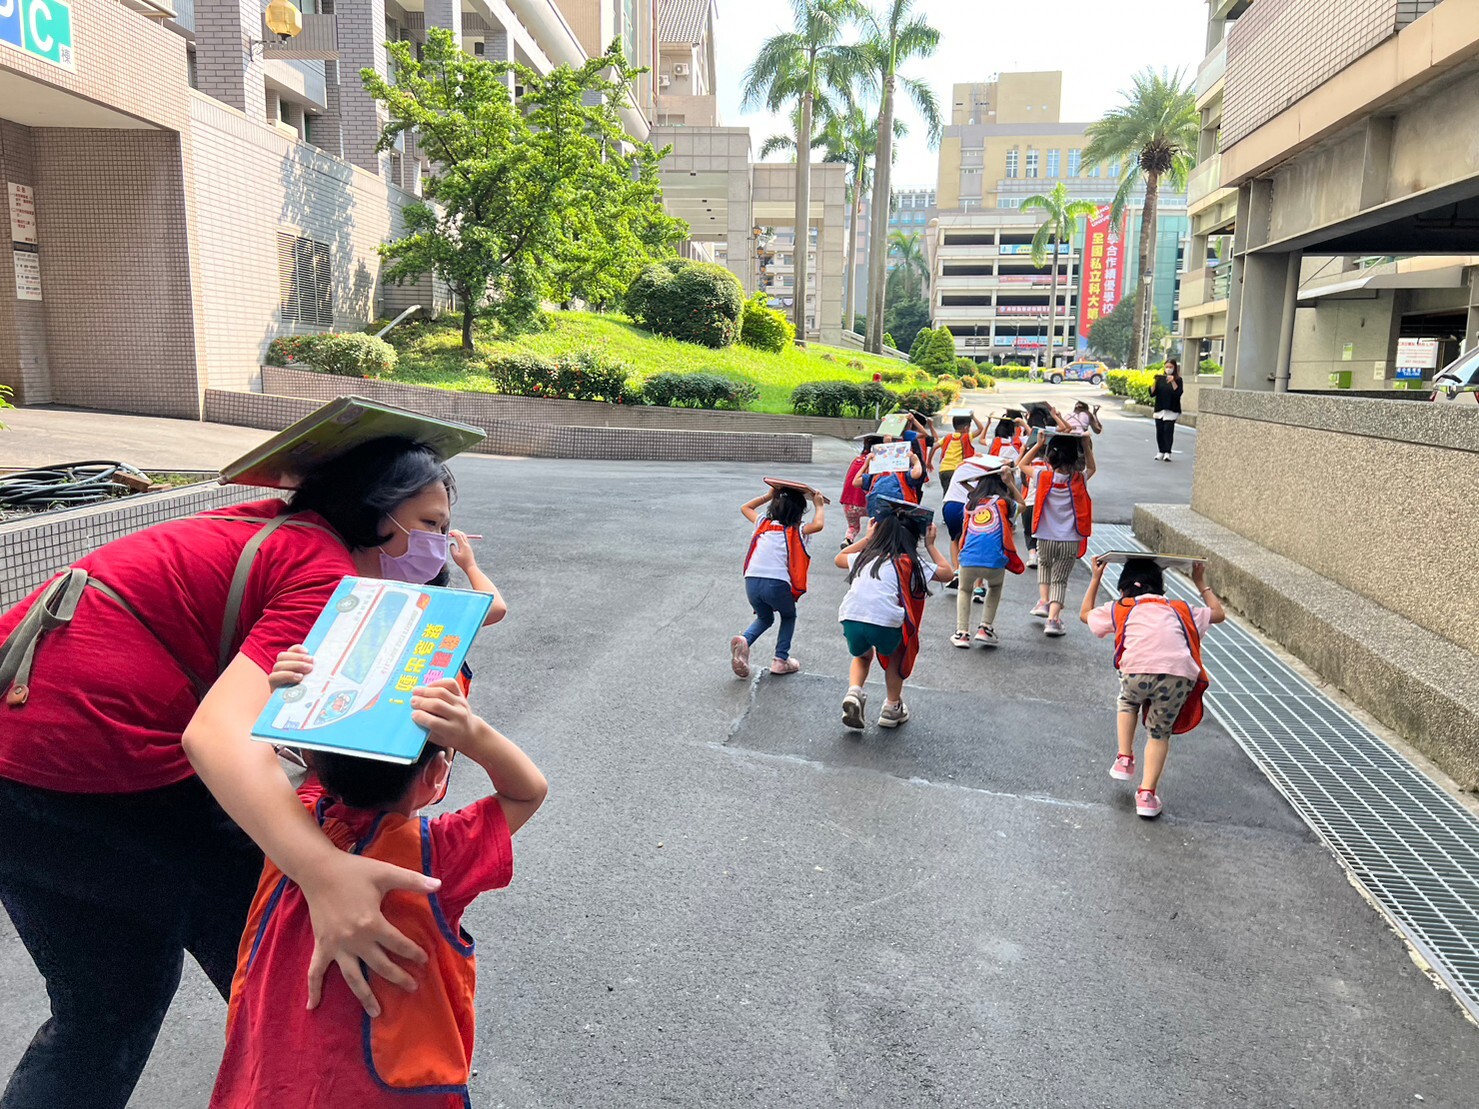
[1224,0,1405,148]
[0,122,51,405]
[204,389,814,462]
[259,366,878,439]
[194,0,267,121]
[31,129,202,419]
[189,92,448,394]
[0,483,266,610]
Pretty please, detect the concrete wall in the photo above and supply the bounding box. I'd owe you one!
[1289,296,1399,391]
[1191,388,1479,653]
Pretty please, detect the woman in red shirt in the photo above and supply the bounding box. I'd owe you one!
[0,437,475,1109]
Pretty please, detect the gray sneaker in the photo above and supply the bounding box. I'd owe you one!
[842,687,867,731]
[878,700,910,728]
[1044,617,1066,637]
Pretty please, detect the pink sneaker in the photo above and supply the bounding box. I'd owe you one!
[1135,788,1163,819]
[730,635,750,678]
[769,657,800,675]
[1110,754,1135,780]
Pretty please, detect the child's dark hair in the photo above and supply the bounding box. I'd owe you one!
[952,415,971,432]
[965,471,1014,511]
[993,417,1015,438]
[1046,437,1082,473]
[768,488,806,528]
[313,744,445,810]
[847,512,930,598]
[1118,558,1165,599]
[859,435,882,454]
[291,437,455,551]
[1025,406,1051,429]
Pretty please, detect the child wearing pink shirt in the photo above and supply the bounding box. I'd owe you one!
[1080,556,1225,818]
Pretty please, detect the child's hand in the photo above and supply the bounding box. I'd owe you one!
[1191,561,1209,588]
[449,529,478,573]
[1091,555,1109,575]
[270,645,314,690]
[410,679,480,751]
[925,523,938,545]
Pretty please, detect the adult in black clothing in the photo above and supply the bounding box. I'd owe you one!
[1152,359,1183,461]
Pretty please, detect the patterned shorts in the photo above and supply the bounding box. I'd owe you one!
[1117,673,1195,741]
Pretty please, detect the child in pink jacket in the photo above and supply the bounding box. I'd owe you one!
[840,435,878,547]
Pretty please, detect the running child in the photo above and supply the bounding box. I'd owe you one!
[1066,400,1103,435]
[1019,431,1095,638]
[984,410,1029,460]
[835,500,952,730]
[731,482,825,678]
[210,670,547,1108]
[1080,556,1224,819]
[950,465,1027,649]
[840,435,878,546]
[930,412,984,496]
[853,438,926,517]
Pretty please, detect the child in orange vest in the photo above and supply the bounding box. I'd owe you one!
[834,499,952,730]
[929,413,983,497]
[211,669,547,1108]
[840,435,878,547]
[950,467,1027,649]
[1019,432,1095,638]
[732,483,825,678]
[1080,556,1224,819]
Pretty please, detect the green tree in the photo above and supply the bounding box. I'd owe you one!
[918,325,956,375]
[860,0,942,354]
[885,228,929,302]
[1086,294,1164,365]
[886,300,930,354]
[1020,182,1098,367]
[820,105,903,334]
[743,0,868,343]
[364,31,682,350]
[908,325,933,363]
[1082,67,1197,370]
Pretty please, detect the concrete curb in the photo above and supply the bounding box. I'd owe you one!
[1134,502,1479,791]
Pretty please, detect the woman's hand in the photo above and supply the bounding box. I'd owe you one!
[269,645,314,690]
[299,852,441,1016]
[410,678,479,752]
[449,529,478,574]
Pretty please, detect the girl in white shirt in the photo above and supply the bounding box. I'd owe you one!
[833,501,952,731]
[731,485,825,679]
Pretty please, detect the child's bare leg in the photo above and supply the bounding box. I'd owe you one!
[1117,708,1138,758]
[1141,737,1170,791]
[849,651,873,688]
[883,657,906,704]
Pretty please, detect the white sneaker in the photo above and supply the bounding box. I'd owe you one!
[1026,550,1039,568]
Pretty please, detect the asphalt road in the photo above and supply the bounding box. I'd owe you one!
[3,403,1476,1107]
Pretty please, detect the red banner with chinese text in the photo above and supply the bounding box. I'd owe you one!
[1078,206,1128,339]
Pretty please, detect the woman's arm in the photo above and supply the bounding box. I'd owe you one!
[183,656,440,1017]
[803,493,826,536]
[1192,563,1227,624]
[741,490,773,523]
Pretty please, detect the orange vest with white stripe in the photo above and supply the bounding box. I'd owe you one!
[939,433,976,466]
[878,555,929,680]
[989,432,1023,456]
[228,803,477,1099]
[1034,469,1093,557]
[744,518,811,600]
[1109,596,1210,734]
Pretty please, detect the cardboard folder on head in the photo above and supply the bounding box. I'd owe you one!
[764,477,831,505]
[219,396,486,489]
[1096,550,1207,574]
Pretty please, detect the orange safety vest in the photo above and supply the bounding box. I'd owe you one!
[1109,596,1211,735]
[988,434,1023,457]
[744,518,811,600]
[938,433,976,467]
[1034,469,1093,557]
[878,555,929,679]
[228,802,478,1099]
[962,496,1025,575]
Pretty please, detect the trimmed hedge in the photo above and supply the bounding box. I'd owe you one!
[892,388,947,416]
[1199,359,1223,375]
[641,371,758,410]
[483,348,638,403]
[739,292,794,353]
[1106,369,1157,405]
[267,332,396,378]
[625,259,744,348]
[789,380,896,418]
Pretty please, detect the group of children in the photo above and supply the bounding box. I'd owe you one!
[731,397,1224,820]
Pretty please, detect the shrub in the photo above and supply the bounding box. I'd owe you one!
[739,292,794,353]
[641,371,757,410]
[993,364,1035,381]
[978,375,997,390]
[1199,358,1223,375]
[917,327,958,376]
[480,348,637,403]
[883,332,895,349]
[789,380,898,418]
[878,368,911,384]
[1106,369,1157,404]
[821,353,838,362]
[960,375,979,388]
[893,388,946,416]
[909,327,934,364]
[935,378,962,403]
[267,332,397,378]
[847,359,866,371]
[956,357,978,376]
[624,260,743,348]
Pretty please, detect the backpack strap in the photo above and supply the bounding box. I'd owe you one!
[0,569,88,706]
[216,513,336,674]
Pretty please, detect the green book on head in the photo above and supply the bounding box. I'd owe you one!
[219,396,486,489]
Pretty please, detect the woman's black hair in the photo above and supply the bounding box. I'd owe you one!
[767,488,806,528]
[847,512,930,598]
[1165,358,1180,374]
[1045,437,1081,473]
[290,437,455,551]
[1118,558,1165,599]
[312,743,445,810]
[964,471,1013,511]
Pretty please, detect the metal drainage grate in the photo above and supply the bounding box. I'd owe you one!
[1090,525,1479,1020]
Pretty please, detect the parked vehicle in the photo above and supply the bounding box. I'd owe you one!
[1050,360,1108,386]
[1430,347,1479,404]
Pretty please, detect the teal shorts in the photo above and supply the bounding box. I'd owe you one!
[841,620,903,658]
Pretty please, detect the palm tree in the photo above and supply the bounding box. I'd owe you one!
[743,0,868,344]
[816,105,903,333]
[1082,67,1197,371]
[859,0,941,355]
[1021,182,1099,368]
[885,228,929,303]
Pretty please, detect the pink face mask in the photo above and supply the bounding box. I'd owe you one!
[378,517,449,584]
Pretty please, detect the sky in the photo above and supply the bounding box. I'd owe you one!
[713,0,1209,187]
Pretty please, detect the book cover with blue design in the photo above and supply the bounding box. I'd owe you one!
[251,576,493,764]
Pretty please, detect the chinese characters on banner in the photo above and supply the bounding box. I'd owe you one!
[393,624,463,694]
[1077,205,1128,340]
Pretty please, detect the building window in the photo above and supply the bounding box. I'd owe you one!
[1068,149,1081,176]
[1047,149,1060,177]
[1087,162,1101,178]
[1005,149,1018,178]
[1110,162,1121,177]
[277,233,333,327]
[1026,150,1039,178]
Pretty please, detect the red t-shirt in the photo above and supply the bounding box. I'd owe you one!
[210,792,514,1109]
[0,499,354,794]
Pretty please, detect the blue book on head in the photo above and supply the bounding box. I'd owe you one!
[252,577,493,764]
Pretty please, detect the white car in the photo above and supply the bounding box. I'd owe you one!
[1430,347,1479,404]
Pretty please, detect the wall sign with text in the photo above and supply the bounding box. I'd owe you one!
[0,0,75,70]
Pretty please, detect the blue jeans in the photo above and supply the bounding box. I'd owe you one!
[742,576,797,660]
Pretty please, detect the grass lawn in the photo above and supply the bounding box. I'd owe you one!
[377,311,912,414]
